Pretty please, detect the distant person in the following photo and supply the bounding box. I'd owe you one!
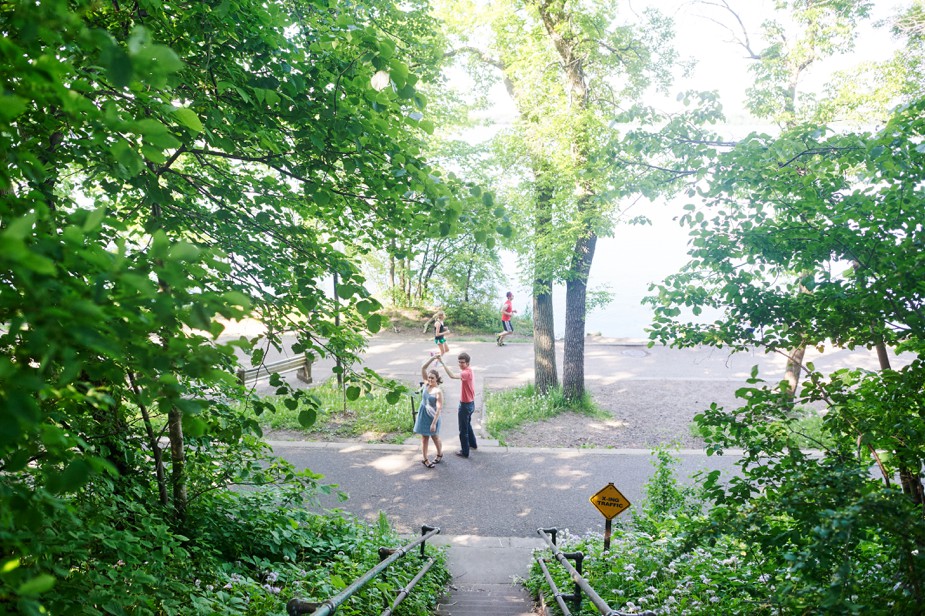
[438,352,478,458]
[430,310,450,357]
[414,356,444,468]
[496,291,517,346]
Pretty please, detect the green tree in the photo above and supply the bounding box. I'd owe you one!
[648,101,925,499]
[699,0,875,396]
[1,0,460,609]
[439,0,683,398]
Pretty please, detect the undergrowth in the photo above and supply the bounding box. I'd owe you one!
[251,378,415,443]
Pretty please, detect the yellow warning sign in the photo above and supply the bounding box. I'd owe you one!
[589,483,631,520]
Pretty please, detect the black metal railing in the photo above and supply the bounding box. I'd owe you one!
[536,527,655,616]
[287,525,441,616]
[409,381,423,430]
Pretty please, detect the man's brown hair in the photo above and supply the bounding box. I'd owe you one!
[457,352,470,365]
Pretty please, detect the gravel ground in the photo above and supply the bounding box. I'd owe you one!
[494,379,746,449]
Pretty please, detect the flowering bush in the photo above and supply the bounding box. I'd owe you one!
[527,449,922,615]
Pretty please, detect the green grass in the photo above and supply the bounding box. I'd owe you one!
[251,379,416,444]
[484,383,609,442]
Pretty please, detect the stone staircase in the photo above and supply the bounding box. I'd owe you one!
[431,536,544,616]
[437,583,537,616]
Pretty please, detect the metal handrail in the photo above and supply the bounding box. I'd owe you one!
[287,525,441,616]
[536,527,655,616]
[409,381,423,430]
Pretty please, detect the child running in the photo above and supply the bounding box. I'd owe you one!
[430,310,450,357]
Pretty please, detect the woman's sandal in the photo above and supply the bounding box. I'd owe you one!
[433,454,443,464]
[421,459,436,469]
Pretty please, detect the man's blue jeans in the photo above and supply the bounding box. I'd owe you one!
[457,401,477,457]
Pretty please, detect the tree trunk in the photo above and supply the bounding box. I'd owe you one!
[562,231,596,401]
[784,344,806,401]
[533,284,557,393]
[532,177,558,393]
[167,407,188,525]
[463,247,474,303]
[389,249,396,292]
[872,325,924,506]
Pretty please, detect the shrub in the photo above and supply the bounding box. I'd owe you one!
[256,378,415,442]
[527,448,924,615]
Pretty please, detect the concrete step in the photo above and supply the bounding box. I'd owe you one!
[437,583,538,615]
[430,536,544,616]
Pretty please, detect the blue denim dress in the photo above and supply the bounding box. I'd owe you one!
[413,386,441,436]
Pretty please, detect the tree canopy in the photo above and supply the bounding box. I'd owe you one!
[1,0,467,610]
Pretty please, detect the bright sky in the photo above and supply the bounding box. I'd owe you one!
[646,0,905,123]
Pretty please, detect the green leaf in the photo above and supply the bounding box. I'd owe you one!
[223,291,251,309]
[182,415,208,437]
[110,140,145,177]
[0,95,28,121]
[144,132,182,150]
[105,46,133,88]
[389,60,409,87]
[366,313,382,333]
[356,299,374,316]
[4,213,36,240]
[336,284,356,299]
[1,558,20,574]
[345,386,361,401]
[173,108,203,133]
[168,242,200,262]
[298,409,317,428]
[17,574,56,596]
[82,207,107,232]
[133,43,184,73]
[135,118,170,136]
[141,144,168,163]
[49,459,91,494]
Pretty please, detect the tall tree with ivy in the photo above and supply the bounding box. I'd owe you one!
[438,0,682,399]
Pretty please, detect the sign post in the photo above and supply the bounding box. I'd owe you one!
[589,483,631,551]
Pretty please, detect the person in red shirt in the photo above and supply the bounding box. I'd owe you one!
[438,352,478,458]
[496,291,516,346]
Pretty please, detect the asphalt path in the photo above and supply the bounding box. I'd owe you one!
[272,441,741,537]
[241,331,909,538]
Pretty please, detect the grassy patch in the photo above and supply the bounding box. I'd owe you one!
[484,383,609,441]
[253,379,416,444]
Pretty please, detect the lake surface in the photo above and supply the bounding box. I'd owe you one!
[509,200,701,340]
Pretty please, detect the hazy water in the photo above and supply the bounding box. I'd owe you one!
[508,200,705,340]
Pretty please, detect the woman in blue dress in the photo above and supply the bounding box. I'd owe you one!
[414,356,444,468]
